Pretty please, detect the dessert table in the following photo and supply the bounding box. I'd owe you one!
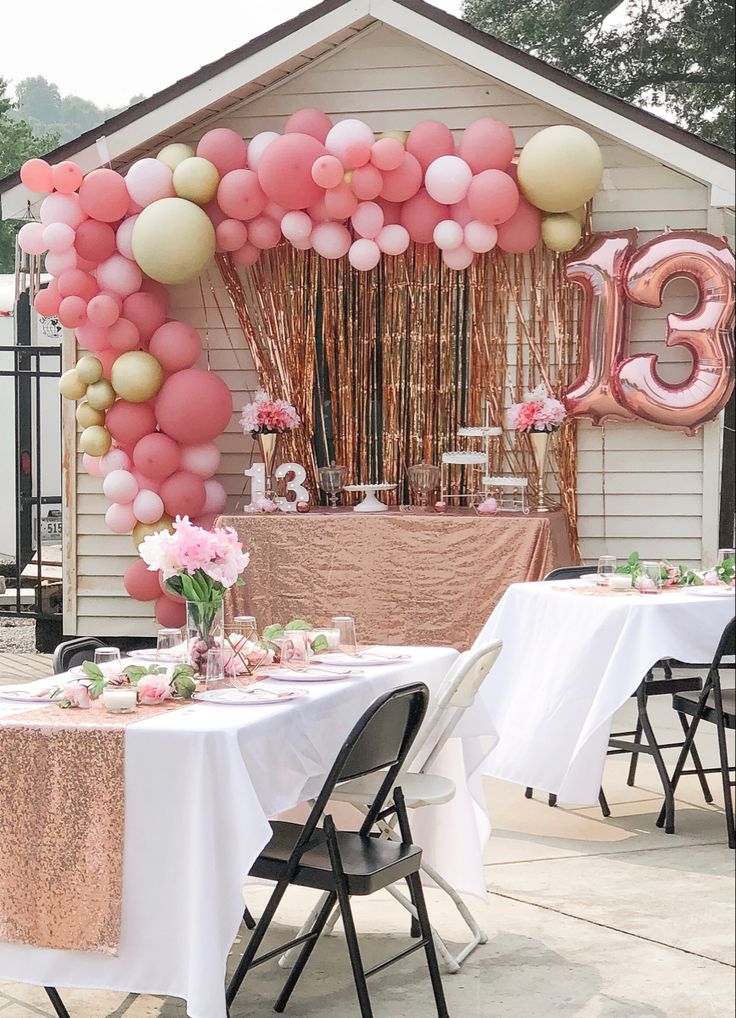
[220,508,573,650]
[469,580,734,803]
[0,645,495,1018]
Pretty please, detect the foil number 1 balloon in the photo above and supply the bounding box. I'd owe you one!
[565,230,735,433]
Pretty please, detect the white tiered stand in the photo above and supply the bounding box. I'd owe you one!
[441,425,502,505]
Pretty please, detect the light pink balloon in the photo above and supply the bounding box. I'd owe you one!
[76,220,116,263]
[351,201,384,240]
[161,470,207,518]
[202,478,227,514]
[34,283,61,317]
[148,320,201,372]
[311,222,351,260]
[311,155,344,190]
[247,216,281,249]
[467,169,520,226]
[285,108,333,143]
[100,448,132,475]
[307,197,331,223]
[102,468,139,503]
[257,133,326,211]
[76,321,110,352]
[496,197,542,254]
[79,169,130,223]
[133,488,165,524]
[400,189,449,245]
[133,432,181,480]
[247,132,279,171]
[348,238,381,271]
[325,120,374,163]
[371,138,405,172]
[376,224,410,256]
[425,155,473,205]
[464,220,498,253]
[216,169,267,221]
[433,219,464,251]
[58,268,98,301]
[324,183,358,220]
[106,400,157,446]
[107,317,140,352]
[196,128,248,175]
[126,159,175,207]
[407,121,455,172]
[20,158,54,193]
[380,153,423,203]
[216,219,248,252]
[232,242,260,267]
[105,502,137,534]
[51,161,83,195]
[442,243,474,270]
[40,192,87,229]
[42,222,75,253]
[96,253,143,297]
[265,202,286,222]
[58,296,87,328]
[87,293,121,327]
[17,222,47,256]
[351,164,383,201]
[45,249,78,275]
[459,118,516,173]
[122,291,167,341]
[281,211,312,244]
[180,441,221,478]
[83,453,103,477]
[343,141,372,170]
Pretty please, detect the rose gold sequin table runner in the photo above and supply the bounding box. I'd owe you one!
[221,508,573,650]
[0,698,187,955]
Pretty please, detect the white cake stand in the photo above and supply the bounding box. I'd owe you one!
[343,483,397,512]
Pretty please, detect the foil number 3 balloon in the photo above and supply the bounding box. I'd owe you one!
[565,230,735,434]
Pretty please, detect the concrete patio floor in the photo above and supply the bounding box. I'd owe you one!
[1,693,733,1017]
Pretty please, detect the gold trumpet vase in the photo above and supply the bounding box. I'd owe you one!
[257,432,281,498]
[529,430,550,513]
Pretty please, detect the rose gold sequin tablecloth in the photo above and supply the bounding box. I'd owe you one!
[0,698,186,955]
[220,508,573,649]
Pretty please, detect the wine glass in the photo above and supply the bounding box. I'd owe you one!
[318,464,347,508]
[596,555,617,586]
[408,463,441,507]
[280,631,311,672]
[331,616,357,655]
[156,628,184,662]
[636,561,663,594]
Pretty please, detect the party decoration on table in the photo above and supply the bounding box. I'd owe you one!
[274,462,310,511]
[343,483,397,513]
[261,619,329,656]
[433,501,448,513]
[476,496,499,516]
[616,550,735,588]
[122,663,197,702]
[296,501,311,513]
[318,463,348,507]
[240,389,301,497]
[407,463,441,507]
[440,400,504,506]
[481,476,529,514]
[507,384,567,511]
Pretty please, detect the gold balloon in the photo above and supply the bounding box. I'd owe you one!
[79,424,112,456]
[75,354,103,385]
[173,156,220,205]
[76,401,105,428]
[541,213,583,253]
[570,205,588,225]
[86,378,116,410]
[132,514,174,549]
[157,143,195,171]
[378,131,408,145]
[518,126,604,213]
[58,368,87,401]
[110,350,163,403]
[131,197,216,285]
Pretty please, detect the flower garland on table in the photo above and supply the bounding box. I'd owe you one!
[55,660,196,709]
[617,551,735,588]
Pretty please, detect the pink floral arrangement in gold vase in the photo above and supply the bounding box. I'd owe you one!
[506,384,567,512]
[240,389,301,497]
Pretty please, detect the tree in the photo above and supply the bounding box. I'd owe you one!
[14,76,138,144]
[461,0,735,150]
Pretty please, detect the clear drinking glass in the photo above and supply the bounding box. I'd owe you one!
[156,628,184,662]
[330,615,357,654]
[596,555,617,586]
[717,548,735,565]
[279,631,311,672]
[204,647,228,694]
[636,560,663,594]
[94,647,121,667]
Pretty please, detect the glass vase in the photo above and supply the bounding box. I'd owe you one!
[186,598,224,676]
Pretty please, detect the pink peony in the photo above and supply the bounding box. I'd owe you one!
[65,683,91,709]
[240,389,300,436]
[137,674,173,705]
[703,570,720,586]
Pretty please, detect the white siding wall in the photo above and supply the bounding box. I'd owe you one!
[70,22,719,636]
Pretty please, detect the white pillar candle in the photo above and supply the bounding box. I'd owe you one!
[609,574,633,591]
[102,686,137,713]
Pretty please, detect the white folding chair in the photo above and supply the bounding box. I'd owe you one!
[278,640,503,973]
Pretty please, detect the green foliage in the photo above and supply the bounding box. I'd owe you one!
[13,75,133,145]
[81,660,107,699]
[262,619,328,653]
[461,0,735,150]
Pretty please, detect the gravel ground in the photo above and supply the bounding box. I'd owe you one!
[0,618,37,653]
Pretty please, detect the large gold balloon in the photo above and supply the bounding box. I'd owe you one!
[542,213,583,253]
[157,143,195,171]
[131,197,216,285]
[86,378,116,410]
[58,368,87,401]
[79,425,112,456]
[518,126,603,213]
[75,354,103,385]
[378,130,408,145]
[110,350,163,403]
[76,401,105,428]
[132,514,174,549]
[173,156,220,205]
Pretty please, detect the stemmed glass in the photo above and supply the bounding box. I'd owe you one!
[319,464,347,508]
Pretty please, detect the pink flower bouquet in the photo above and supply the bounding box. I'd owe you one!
[240,389,300,437]
[506,384,567,433]
[139,515,249,601]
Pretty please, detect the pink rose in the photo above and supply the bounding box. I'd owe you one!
[703,570,719,586]
[137,675,173,705]
[65,683,91,709]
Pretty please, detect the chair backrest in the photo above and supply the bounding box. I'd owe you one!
[406,641,503,775]
[711,617,735,674]
[544,565,589,581]
[53,637,106,674]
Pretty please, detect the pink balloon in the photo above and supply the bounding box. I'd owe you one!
[155,595,186,628]
[376,224,410,256]
[115,215,138,259]
[232,242,260,267]
[76,321,110,352]
[325,120,374,163]
[433,219,464,251]
[216,219,248,252]
[123,558,162,601]
[351,164,383,201]
[460,118,516,173]
[34,283,62,317]
[467,170,520,226]
[105,501,137,534]
[125,159,175,208]
[132,470,160,494]
[148,321,201,372]
[247,216,281,250]
[179,441,221,478]
[122,291,167,341]
[407,121,454,172]
[400,189,449,245]
[291,236,313,252]
[371,138,405,172]
[100,448,132,475]
[343,141,371,170]
[348,238,381,271]
[133,489,166,526]
[285,108,333,143]
[83,453,103,477]
[442,244,475,270]
[281,211,312,244]
[102,468,139,503]
[202,478,227,514]
[52,161,83,195]
[97,347,118,380]
[108,317,140,352]
[58,295,87,328]
[87,293,120,327]
[21,158,53,193]
[160,470,207,517]
[247,132,279,170]
[58,268,98,301]
[257,133,326,211]
[425,155,473,205]
[140,278,171,313]
[40,192,86,229]
[17,222,47,256]
[42,222,75,253]
[156,368,233,443]
[311,155,344,190]
[132,432,180,480]
[96,254,143,298]
[351,201,384,240]
[75,220,116,263]
[307,197,331,223]
[311,222,352,260]
[450,198,474,227]
[45,249,78,275]
[324,183,358,220]
[464,220,498,253]
[376,199,402,226]
[496,197,542,253]
[196,128,248,175]
[106,399,157,446]
[216,169,267,221]
[79,168,130,223]
[265,202,286,222]
[193,512,218,530]
[380,153,423,203]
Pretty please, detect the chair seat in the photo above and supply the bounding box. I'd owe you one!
[333,771,456,808]
[640,674,703,697]
[250,821,422,895]
[673,688,736,729]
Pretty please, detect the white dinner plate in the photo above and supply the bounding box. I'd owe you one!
[687,586,734,598]
[312,652,410,667]
[262,668,360,683]
[193,687,304,705]
[129,648,186,662]
[0,686,65,704]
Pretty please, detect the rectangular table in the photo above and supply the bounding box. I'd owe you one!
[0,646,475,1018]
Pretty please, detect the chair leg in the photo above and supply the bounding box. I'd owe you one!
[406,871,451,1018]
[278,891,336,969]
[226,880,290,1008]
[636,682,675,834]
[45,989,70,1018]
[243,905,256,930]
[677,712,714,803]
[657,712,703,828]
[274,891,338,1013]
[524,786,533,799]
[626,716,643,786]
[420,858,487,968]
[385,881,461,973]
[713,709,736,850]
[548,793,557,807]
[598,787,611,818]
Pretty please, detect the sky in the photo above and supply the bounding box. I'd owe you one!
[3,0,464,110]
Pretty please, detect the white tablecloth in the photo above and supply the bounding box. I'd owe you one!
[0,646,473,1018]
[470,582,733,804]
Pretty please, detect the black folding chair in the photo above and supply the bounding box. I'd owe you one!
[44,988,71,1018]
[226,682,449,1018]
[52,637,106,674]
[657,617,735,848]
